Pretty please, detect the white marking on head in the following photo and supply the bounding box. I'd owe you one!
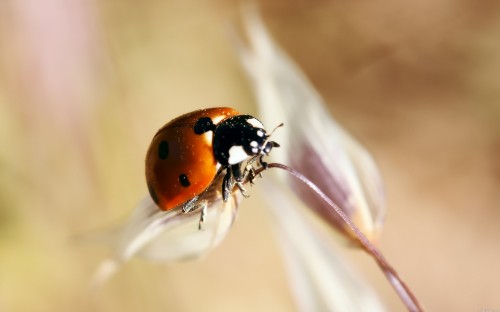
[250,141,258,147]
[257,130,264,137]
[228,145,249,165]
[252,147,258,154]
[246,118,264,129]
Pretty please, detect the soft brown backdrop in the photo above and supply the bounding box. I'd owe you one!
[1,1,499,311]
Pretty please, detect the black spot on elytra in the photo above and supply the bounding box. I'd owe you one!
[179,174,190,187]
[194,117,215,135]
[148,183,159,205]
[158,141,169,159]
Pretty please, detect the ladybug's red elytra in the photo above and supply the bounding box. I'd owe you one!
[145,107,279,226]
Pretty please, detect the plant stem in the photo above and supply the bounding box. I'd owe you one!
[254,162,425,312]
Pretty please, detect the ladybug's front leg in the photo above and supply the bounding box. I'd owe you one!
[232,164,250,198]
[222,168,234,202]
[222,165,249,201]
[241,157,259,184]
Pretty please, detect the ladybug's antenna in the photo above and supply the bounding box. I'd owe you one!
[268,123,284,138]
[261,123,283,156]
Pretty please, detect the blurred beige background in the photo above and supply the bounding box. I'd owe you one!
[1,0,499,311]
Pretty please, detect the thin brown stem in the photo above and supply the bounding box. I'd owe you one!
[254,163,425,312]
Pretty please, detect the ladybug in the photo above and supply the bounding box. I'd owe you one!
[145,107,280,227]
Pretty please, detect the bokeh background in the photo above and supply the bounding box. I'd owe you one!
[1,0,500,311]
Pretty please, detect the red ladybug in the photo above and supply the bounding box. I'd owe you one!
[145,107,279,222]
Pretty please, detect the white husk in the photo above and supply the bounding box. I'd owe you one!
[264,180,385,312]
[235,7,387,311]
[136,195,238,261]
[237,7,386,239]
[91,9,388,311]
[91,175,240,287]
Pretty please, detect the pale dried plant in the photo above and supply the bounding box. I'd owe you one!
[91,173,241,288]
[235,8,423,311]
[91,7,424,312]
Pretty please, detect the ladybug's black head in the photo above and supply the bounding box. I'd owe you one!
[213,115,280,166]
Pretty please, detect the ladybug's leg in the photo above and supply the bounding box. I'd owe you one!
[222,165,250,201]
[182,197,208,231]
[198,201,208,231]
[182,196,200,213]
[232,164,250,198]
[258,155,268,169]
[222,167,234,202]
[244,164,256,184]
[242,157,258,184]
